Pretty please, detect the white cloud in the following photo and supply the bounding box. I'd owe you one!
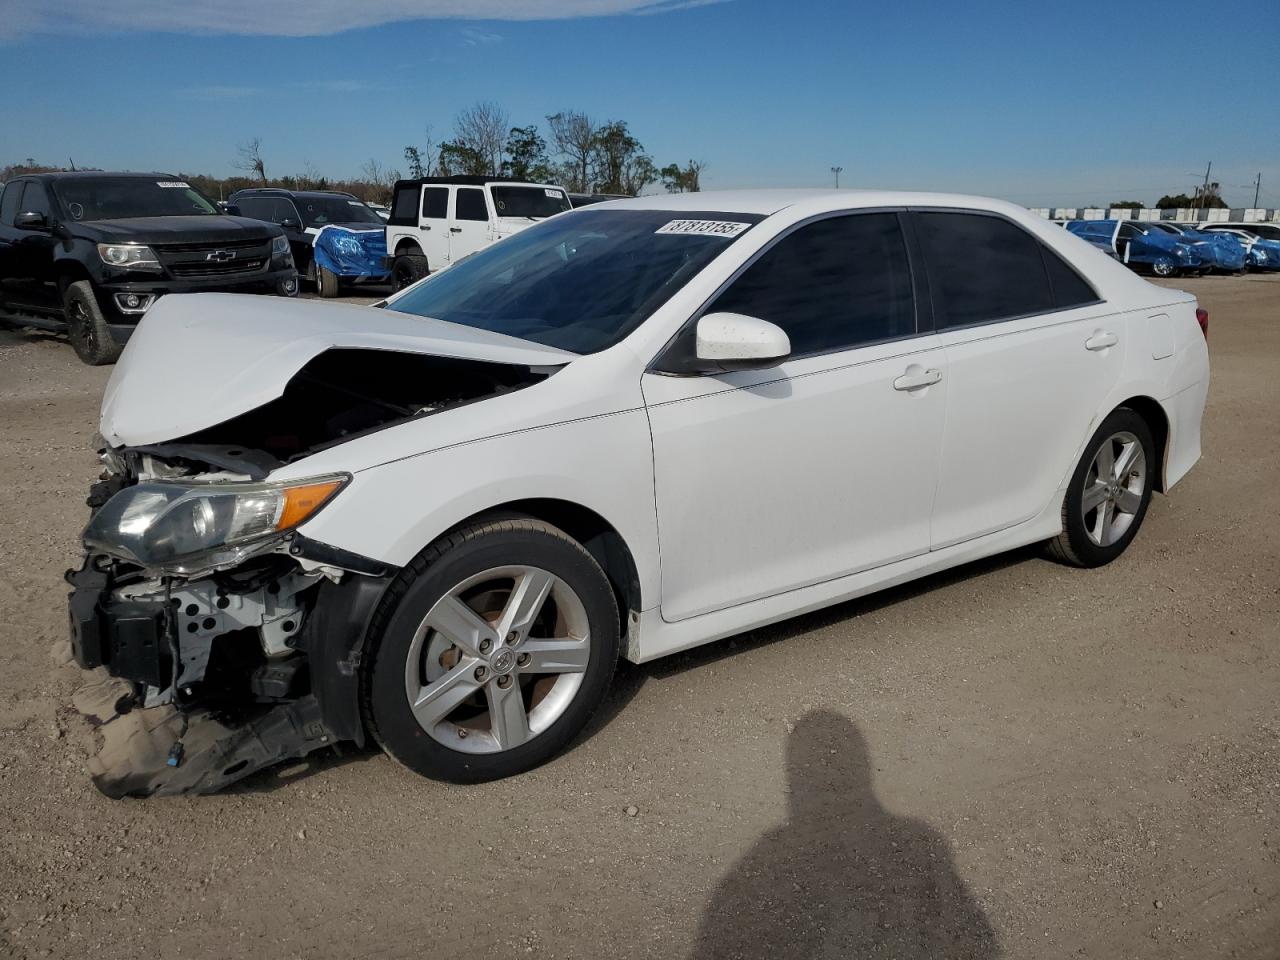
[0,0,731,40]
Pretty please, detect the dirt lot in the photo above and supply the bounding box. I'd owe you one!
[1,277,1277,959]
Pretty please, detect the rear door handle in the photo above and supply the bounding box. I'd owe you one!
[419,224,432,231]
[893,368,942,391]
[450,227,463,233]
[1085,331,1118,351]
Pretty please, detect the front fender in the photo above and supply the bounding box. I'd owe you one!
[296,407,662,610]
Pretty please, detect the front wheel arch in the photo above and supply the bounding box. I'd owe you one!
[444,500,641,651]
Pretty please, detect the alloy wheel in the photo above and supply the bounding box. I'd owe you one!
[403,565,591,754]
[1081,430,1146,547]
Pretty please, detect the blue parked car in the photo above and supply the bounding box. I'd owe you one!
[1144,222,1247,273]
[1197,225,1280,271]
[1065,220,1204,277]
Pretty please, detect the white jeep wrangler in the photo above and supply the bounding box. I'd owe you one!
[385,176,572,288]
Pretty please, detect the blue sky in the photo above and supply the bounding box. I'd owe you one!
[2,0,1277,207]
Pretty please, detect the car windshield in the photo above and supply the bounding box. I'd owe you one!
[388,208,763,354]
[54,177,219,221]
[297,196,384,227]
[490,186,571,219]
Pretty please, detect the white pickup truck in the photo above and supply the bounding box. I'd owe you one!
[385,176,572,289]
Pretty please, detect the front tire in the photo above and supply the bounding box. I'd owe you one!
[362,517,620,783]
[1046,408,1155,568]
[316,265,341,298]
[63,281,121,365]
[1152,258,1177,278]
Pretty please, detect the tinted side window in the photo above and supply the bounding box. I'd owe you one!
[1041,246,1098,308]
[455,188,488,222]
[20,183,52,219]
[1,181,26,225]
[236,198,273,222]
[915,212,1053,328]
[709,212,915,356]
[422,187,448,219]
[391,186,418,222]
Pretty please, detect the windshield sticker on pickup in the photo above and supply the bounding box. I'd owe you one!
[348,200,364,206]
[544,189,561,199]
[155,181,191,189]
[655,219,751,238]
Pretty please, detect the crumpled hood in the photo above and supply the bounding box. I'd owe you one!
[100,293,576,447]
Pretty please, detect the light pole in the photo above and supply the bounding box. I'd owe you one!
[830,166,843,189]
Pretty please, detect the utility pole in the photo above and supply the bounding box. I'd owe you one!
[1252,172,1261,208]
[1199,161,1212,211]
[830,166,843,189]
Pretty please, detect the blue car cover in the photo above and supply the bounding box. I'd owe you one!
[312,225,390,279]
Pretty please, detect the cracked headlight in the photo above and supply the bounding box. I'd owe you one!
[83,475,347,572]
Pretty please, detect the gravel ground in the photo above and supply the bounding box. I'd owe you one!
[0,276,1277,959]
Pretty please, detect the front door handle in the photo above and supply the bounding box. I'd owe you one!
[1085,331,1118,351]
[893,368,943,391]
[450,226,463,234]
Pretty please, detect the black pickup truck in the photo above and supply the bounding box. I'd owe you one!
[0,172,298,364]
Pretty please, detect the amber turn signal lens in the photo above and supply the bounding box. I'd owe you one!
[276,479,345,530]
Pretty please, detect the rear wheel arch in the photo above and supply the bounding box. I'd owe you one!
[1115,395,1169,492]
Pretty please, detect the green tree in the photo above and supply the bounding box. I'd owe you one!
[1107,200,1145,209]
[437,140,488,176]
[404,146,426,179]
[661,159,707,193]
[590,121,656,196]
[1156,191,1227,209]
[501,126,555,182]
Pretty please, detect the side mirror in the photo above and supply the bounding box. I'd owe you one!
[224,203,242,216]
[15,211,48,231]
[695,312,791,371]
[280,218,302,230]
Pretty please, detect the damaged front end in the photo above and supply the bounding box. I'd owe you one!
[67,446,394,797]
[68,296,573,797]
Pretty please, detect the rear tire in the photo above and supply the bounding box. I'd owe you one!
[362,517,619,783]
[317,265,341,298]
[63,281,121,366]
[1046,408,1155,568]
[392,254,429,290]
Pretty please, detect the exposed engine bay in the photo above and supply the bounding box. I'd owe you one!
[125,348,553,479]
[68,347,553,796]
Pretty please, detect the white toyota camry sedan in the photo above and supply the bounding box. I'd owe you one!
[69,189,1209,794]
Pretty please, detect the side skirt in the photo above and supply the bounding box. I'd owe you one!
[627,497,1064,664]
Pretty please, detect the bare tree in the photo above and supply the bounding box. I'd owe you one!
[547,110,596,193]
[453,101,509,175]
[359,158,401,203]
[300,160,321,190]
[233,137,267,182]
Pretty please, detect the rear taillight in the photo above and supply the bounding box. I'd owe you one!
[1195,307,1209,340]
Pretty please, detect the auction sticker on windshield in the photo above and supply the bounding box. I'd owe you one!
[156,181,191,188]
[655,219,751,238]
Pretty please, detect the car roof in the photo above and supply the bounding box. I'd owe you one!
[604,188,1048,218]
[395,176,560,188]
[26,171,180,181]
[230,188,359,200]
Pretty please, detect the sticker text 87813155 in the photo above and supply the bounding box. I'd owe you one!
[654,219,751,238]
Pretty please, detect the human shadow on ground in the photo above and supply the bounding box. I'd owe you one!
[692,711,999,960]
